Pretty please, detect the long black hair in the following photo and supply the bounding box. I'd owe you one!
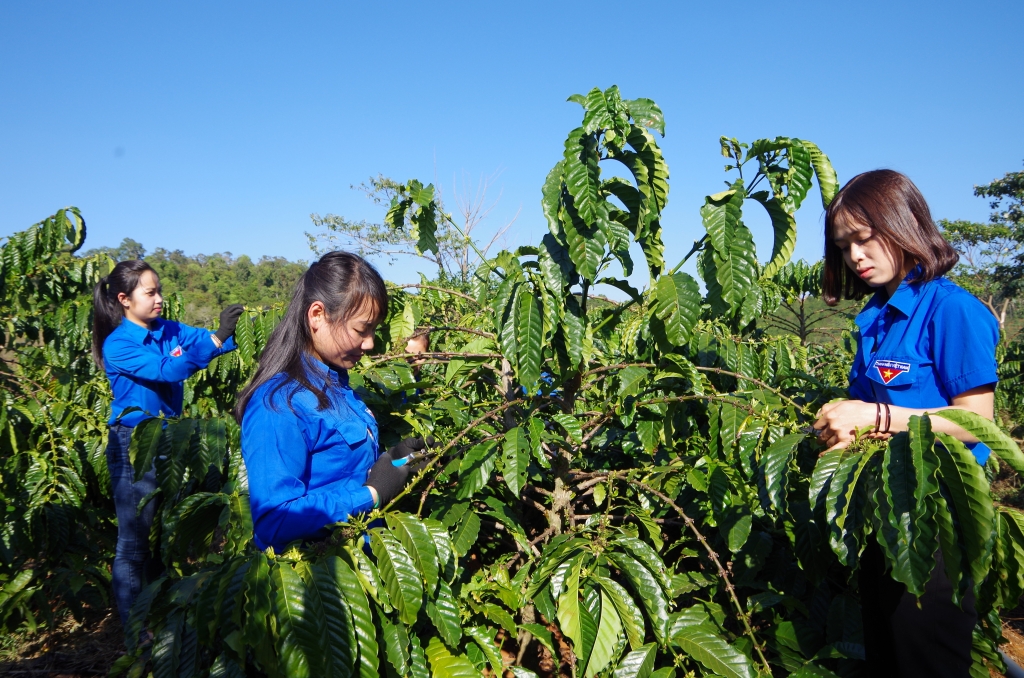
[92,259,158,369]
[822,169,959,305]
[234,251,388,422]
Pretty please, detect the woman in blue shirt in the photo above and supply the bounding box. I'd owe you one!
[813,170,999,677]
[92,260,243,631]
[234,251,421,553]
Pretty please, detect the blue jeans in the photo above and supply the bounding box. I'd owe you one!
[106,424,161,630]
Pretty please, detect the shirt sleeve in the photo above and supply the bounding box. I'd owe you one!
[930,291,1000,398]
[176,323,236,359]
[241,389,374,550]
[104,332,211,383]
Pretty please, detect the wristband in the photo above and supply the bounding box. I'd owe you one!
[882,403,891,434]
[874,402,881,433]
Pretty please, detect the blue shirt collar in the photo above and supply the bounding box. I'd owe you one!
[119,316,166,341]
[301,354,348,390]
[866,266,928,318]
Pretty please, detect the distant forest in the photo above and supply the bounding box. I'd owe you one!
[84,238,308,326]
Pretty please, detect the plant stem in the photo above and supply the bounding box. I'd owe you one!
[668,234,709,277]
[625,476,772,675]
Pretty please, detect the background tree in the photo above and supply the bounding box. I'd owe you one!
[940,219,1020,329]
[307,173,518,284]
[761,260,856,344]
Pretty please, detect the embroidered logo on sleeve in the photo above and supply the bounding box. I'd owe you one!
[170,345,183,358]
[874,359,910,384]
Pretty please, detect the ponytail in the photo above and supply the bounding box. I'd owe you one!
[234,251,388,422]
[92,260,157,369]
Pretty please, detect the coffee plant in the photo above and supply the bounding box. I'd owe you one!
[4,87,1024,678]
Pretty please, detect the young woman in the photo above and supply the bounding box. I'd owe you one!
[813,170,999,677]
[93,260,243,629]
[235,251,423,553]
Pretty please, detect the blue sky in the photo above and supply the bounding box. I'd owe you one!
[2,1,1022,290]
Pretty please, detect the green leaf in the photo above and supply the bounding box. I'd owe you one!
[618,366,649,398]
[425,637,482,678]
[541,163,566,238]
[610,536,671,594]
[802,140,839,207]
[151,609,185,678]
[241,554,271,649]
[653,272,700,346]
[521,622,558,659]
[586,591,623,677]
[701,185,744,255]
[824,449,878,565]
[934,432,995,587]
[369,530,423,625]
[515,286,543,390]
[877,425,939,598]
[705,222,757,317]
[759,433,802,514]
[626,97,665,135]
[754,196,797,279]
[303,558,357,677]
[129,417,166,482]
[457,440,498,500]
[563,128,601,227]
[613,642,657,678]
[332,555,380,678]
[271,562,322,678]
[385,513,439,596]
[591,574,645,650]
[451,511,481,557]
[465,626,504,676]
[380,615,410,677]
[553,413,583,444]
[502,426,531,497]
[481,602,517,636]
[557,556,584,652]
[809,449,845,515]
[672,625,757,678]
[932,409,1024,476]
[562,204,605,281]
[425,579,462,647]
[607,552,669,643]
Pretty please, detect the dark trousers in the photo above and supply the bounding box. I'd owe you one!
[106,424,161,632]
[859,542,976,678]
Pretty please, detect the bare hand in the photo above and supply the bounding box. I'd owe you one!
[812,399,888,454]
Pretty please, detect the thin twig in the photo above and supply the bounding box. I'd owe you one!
[624,476,771,674]
[396,283,480,305]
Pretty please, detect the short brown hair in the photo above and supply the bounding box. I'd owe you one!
[822,169,958,305]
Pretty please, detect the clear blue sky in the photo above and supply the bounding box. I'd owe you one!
[2,1,1022,289]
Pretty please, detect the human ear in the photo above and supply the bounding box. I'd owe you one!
[117,292,130,309]
[307,301,327,333]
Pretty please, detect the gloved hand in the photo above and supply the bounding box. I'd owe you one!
[365,452,410,507]
[364,437,431,507]
[215,304,245,343]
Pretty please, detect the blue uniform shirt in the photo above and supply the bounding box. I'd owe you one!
[241,357,379,552]
[848,274,999,463]
[103,318,236,427]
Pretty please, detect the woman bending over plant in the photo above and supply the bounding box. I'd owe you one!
[813,170,999,677]
[234,251,424,553]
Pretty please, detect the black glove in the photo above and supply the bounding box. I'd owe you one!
[365,451,411,507]
[364,437,432,507]
[215,304,245,343]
